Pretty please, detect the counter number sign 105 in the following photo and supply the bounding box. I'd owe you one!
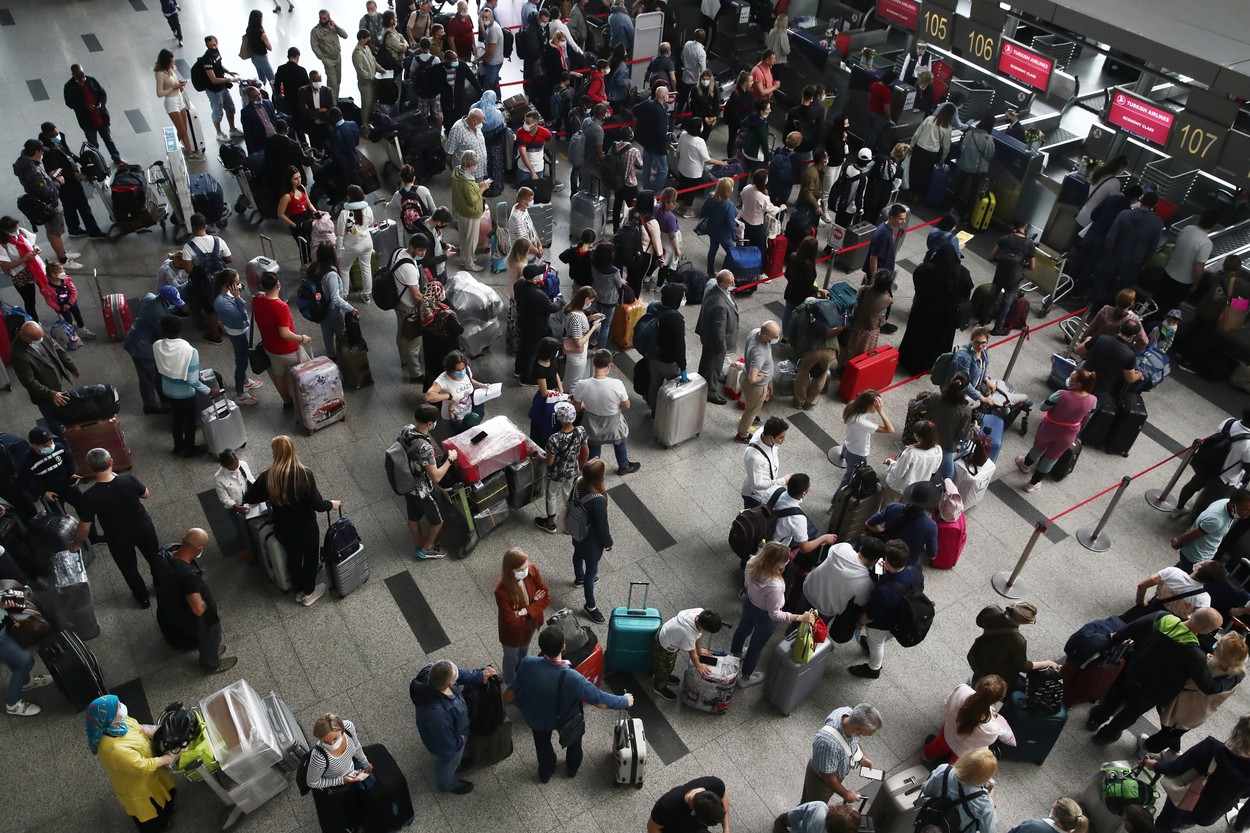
[919,1,954,48]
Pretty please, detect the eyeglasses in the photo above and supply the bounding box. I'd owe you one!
[972,340,988,346]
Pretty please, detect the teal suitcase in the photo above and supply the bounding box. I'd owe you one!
[605,582,662,673]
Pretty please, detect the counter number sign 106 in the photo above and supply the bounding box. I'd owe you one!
[954,15,998,69]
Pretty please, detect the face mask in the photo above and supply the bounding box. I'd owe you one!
[584,302,594,310]
[450,61,460,69]
[311,82,323,91]
[1161,323,1176,337]
[700,79,710,87]
[769,337,780,345]
[116,704,128,723]
[451,370,466,380]
[429,421,437,432]
[50,136,61,144]
[39,445,55,455]
[513,568,529,580]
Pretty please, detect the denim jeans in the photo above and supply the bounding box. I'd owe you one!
[251,54,276,85]
[502,640,530,685]
[839,450,867,489]
[939,451,956,481]
[572,542,603,608]
[730,595,778,677]
[227,332,250,395]
[533,728,583,782]
[706,232,734,276]
[227,509,248,553]
[570,166,582,195]
[588,440,630,471]
[480,63,502,94]
[37,403,66,441]
[206,88,236,127]
[0,627,35,706]
[866,112,887,148]
[595,302,616,349]
[782,301,798,339]
[643,150,669,194]
[433,745,465,791]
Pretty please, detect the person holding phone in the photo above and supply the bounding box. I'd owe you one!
[800,703,883,804]
[306,713,373,830]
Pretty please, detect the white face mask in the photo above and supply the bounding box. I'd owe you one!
[513,567,529,580]
[311,82,323,92]
[116,704,129,723]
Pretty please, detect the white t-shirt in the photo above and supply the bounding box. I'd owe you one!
[768,489,809,546]
[677,134,711,179]
[573,375,628,416]
[842,413,879,457]
[1165,225,1215,285]
[1152,566,1210,616]
[802,543,874,617]
[1216,418,1250,486]
[657,608,703,652]
[182,234,233,262]
[434,371,475,420]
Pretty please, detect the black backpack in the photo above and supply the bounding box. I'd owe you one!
[188,237,226,302]
[612,214,644,272]
[501,26,514,60]
[913,767,987,833]
[1192,421,1248,478]
[601,141,629,192]
[297,274,330,323]
[846,461,879,499]
[1025,667,1065,714]
[372,249,410,311]
[190,56,211,92]
[727,486,802,560]
[888,576,936,647]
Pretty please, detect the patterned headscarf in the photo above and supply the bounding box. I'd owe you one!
[85,695,128,754]
[419,280,446,323]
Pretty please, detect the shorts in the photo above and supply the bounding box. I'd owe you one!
[405,492,443,525]
[44,207,66,237]
[264,345,308,384]
[206,88,236,124]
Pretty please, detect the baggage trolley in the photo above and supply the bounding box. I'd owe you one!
[1021,240,1074,314]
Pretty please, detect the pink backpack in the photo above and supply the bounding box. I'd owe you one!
[310,212,336,250]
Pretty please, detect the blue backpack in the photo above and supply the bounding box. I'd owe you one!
[632,301,665,358]
[768,148,795,203]
[1134,346,1170,392]
[297,274,330,323]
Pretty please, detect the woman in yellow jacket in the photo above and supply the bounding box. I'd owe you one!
[87,695,179,831]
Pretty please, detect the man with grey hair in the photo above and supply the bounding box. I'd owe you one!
[70,449,161,609]
[695,270,739,405]
[735,320,781,443]
[10,320,78,440]
[801,703,882,804]
[410,658,499,794]
[445,109,487,180]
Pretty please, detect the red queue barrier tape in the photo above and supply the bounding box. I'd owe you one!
[1045,443,1189,525]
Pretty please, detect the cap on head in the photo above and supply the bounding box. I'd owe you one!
[857,148,873,162]
[158,285,187,308]
[28,427,53,446]
[1005,601,1038,625]
[554,402,577,425]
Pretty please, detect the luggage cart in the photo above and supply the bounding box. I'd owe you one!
[1021,241,1074,315]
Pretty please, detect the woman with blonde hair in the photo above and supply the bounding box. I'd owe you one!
[919,748,998,833]
[244,436,340,607]
[731,541,816,689]
[494,548,552,684]
[1144,632,1248,754]
[923,674,1016,765]
[699,177,739,276]
[765,15,791,64]
[504,236,532,355]
[1007,797,1089,833]
[154,49,199,161]
[306,712,374,833]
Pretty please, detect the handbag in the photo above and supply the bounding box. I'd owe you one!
[401,310,425,340]
[554,669,586,748]
[1161,765,1210,811]
[239,34,252,60]
[247,311,271,374]
[694,214,710,236]
[791,620,815,663]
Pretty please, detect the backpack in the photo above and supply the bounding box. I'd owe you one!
[1063,615,1127,668]
[322,509,362,562]
[613,215,645,273]
[888,577,935,647]
[189,237,226,301]
[1191,420,1249,478]
[398,186,431,235]
[190,57,210,92]
[565,477,597,542]
[1025,667,1064,714]
[78,143,109,183]
[913,768,986,833]
[567,130,587,168]
[631,300,665,358]
[385,431,419,495]
[846,461,879,500]
[297,273,331,322]
[49,319,82,351]
[372,249,410,311]
[1099,764,1156,814]
[1134,345,1171,392]
[768,148,794,197]
[462,676,506,735]
[930,351,955,386]
[727,486,802,560]
[601,141,629,191]
[964,430,992,474]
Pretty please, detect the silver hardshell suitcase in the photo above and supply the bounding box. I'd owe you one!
[327,543,369,598]
[247,512,292,591]
[762,630,836,715]
[529,202,554,247]
[568,181,607,242]
[613,717,646,788]
[201,395,247,455]
[866,765,929,833]
[370,219,401,268]
[261,691,309,773]
[654,372,708,447]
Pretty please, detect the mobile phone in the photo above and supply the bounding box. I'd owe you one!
[49,169,62,179]
[873,560,884,576]
[470,430,488,445]
[860,766,884,781]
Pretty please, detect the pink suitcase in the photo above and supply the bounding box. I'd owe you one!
[64,416,132,472]
[931,512,967,569]
[442,416,528,483]
[95,272,131,342]
[288,357,346,434]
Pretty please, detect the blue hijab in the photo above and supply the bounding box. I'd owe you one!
[474,90,506,133]
[86,695,128,754]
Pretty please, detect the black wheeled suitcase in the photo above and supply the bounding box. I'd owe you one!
[1080,396,1118,450]
[358,744,415,833]
[504,459,543,510]
[189,173,227,225]
[39,629,106,709]
[828,484,883,546]
[1105,392,1147,457]
[1051,439,1082,481]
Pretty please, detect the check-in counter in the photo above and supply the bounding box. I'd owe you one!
[986,132,1047,228]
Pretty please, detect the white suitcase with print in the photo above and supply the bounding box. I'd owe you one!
[613,717,646,788]
[288,356,346,434]
[954,458,995,510]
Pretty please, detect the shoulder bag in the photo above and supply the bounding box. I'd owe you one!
[247,299,271,374]
[554,669,586,748]
[1161,763,1211,812]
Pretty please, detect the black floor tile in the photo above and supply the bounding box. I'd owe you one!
[385,570,450,653]
[608,482,676,552]
[111,677,153,726]
[81,33,103,53]
[27,79,48,102]
[125,109,150,135]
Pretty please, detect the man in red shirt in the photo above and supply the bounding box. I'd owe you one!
[445,0,476,60]
[252,271,312,407]
[514,110,553,188]
[866,70,898,150]
[750,50,781,102]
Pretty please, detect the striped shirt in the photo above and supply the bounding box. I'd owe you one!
[809,707,857,777]
[304,720,371,789]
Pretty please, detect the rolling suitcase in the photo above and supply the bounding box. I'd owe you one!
[325,541,369,597]
[839,346,899,401]
[566,628,604,687]
[358,150,381,193]
[979,414,1004,463]
[654,373,708,447]
[460,318,502,357]
[925,164,952,208]
[725,245,762,291]
[370,220,401,269]
[358,744,415,833]
[828,483,883,545]
[200,395,247,455]
[40,550,100,640]
[681,652,740,713]
[63,417,131,473]
[1060,658,1124,706]
[95,272,132,342]
[970,188,996,231]
[605,582,663,673]
[996,689,1067,765]
[613,717,647,788]
[954,459,994,510]
[336,334,373,390]
[1051,439,1082,481]
[762,630,835,716]
[471,497,510,536]
[468,470,509,509]
[970,282,1002,325]
[611,298,645,349]
[1081,396,1118,450]
[261,691,310,773]
[529,202,554,248]
[443,417,528,483]
[288,356,346,434]
[1105,392,1146,457]
[834,221,877,274]
[39,629,106,709]
[931,513,967,569]
[1048,353,1077,390]
[245,254,280,294]
[764,234,788,279]
[248,512,293,591]
[504,459,543,509]
[569,181,607,242]
[189,173,228,224]
[866,766,929,833]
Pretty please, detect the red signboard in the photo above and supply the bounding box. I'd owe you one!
[876,0,920,31]
[1107,90,1175,146]
[997,39,1053,93]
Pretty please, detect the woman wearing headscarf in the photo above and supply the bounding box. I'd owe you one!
[417,281,465,389]
[472,89,507,198]
[897,243,973,373]
[88,695,179,832]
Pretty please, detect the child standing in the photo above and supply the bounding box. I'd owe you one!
[213,449,254,557]
[534,402,587,533]
[41,263,95,339]
[651,608,723,701]
[1151,308,1181,353]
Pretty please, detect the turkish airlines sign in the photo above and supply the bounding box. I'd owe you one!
[998,39,1053,93]
[877,0,919,31]
[1108,91,1176,146]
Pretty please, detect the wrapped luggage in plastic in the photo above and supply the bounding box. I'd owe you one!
[445,271,504,323]
[199,679,282,783]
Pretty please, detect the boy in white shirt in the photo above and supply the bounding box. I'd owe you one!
[652,608,722,701]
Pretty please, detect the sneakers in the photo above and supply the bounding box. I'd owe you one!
[244,378,264,390]
[1168,508,1190,521]
[22,674,51,691]
[584,605,605,624]
[236,393,259,405]
[466,263,485,272]
[6,700,41,716]
[858,634,869,655]
[300,583,327,606]
[206,656,239,675]
[359,292,371,304]
[1092,729,1120,747]
[61,260,84,270]
[654,686,677,701]
[617,462,641,475]
[452,780,474,794]
[1015,454,1030,474]
[533,517,558,533]
[733,433,750,444]
[64,251,81,259]
[848,663,881,679]
[738,671,765,688]
[216,133,231,143]
[76,327,97,340]
[229,128,245,138]
[1022,482,1041,493]
[415,547,447,560]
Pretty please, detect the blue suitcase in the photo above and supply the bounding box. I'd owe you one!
[979,414,1004,463]
[189,172,227,224]
[605,581,662,673]
[996,689,1067,765]
[1048,353,1077,390]
[926,163,952,208]
[726,246,762,292]
[828,281,859,316]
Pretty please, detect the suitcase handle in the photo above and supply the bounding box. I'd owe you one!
[324,507,345,522]
[624,580,649,611]
[259,233,275,261]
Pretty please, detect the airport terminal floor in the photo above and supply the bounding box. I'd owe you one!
[2,2,1249,833]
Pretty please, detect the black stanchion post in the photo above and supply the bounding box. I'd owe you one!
[992,521,1048,599]
[1000,326,1029,384]
[1077,476,1132,552]
[822,251,836,290]
[1146,440,1201,512]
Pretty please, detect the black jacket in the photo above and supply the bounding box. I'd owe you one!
[1113,612,1242,708]
[272,62,310,115]
[62,75,112,132]
[1153,737,1250,827]
[264,133,306,186]
[438,63,483,123]
[514,278,561,336]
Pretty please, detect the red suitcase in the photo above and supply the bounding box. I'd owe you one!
[64,416,132,472]
[764,234,787,279]
[442,416,528,484]
[0,314,10,364]
[1060,659,1124,705]
[95,273,131,343]
[569,641,604,689]
[1003,294,1029,331]
[839,345,899,401]
[931,513,967,569]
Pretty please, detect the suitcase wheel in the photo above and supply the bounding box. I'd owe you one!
[1019,416,1028,436]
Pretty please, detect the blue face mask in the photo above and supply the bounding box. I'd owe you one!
[450,61,460,69]
[451,370,466,380]
[39,445,55,455]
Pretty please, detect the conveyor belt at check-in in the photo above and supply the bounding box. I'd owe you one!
[1210,220,1250,262]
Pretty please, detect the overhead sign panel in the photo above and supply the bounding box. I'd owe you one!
[1106,90,1175,146]
[997,38,1053,94]
[877,0,920,31]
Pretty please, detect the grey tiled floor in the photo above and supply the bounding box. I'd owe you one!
[2,3,1247,832]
